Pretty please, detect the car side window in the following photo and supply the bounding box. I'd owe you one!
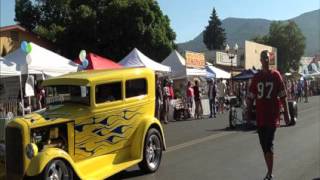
[96,82,122,104]
[126,78,147,98]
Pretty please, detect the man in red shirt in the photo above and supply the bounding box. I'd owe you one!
[247,50,290,180]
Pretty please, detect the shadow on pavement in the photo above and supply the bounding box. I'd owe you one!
[312,178,320,180]
[206,125,257,133]
[107,169,146,180]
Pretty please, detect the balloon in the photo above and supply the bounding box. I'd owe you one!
[79,50,86,62]
[26,54,32,65]
[82,58,89,69]
[26,43,32,53]
[21,41,28,53]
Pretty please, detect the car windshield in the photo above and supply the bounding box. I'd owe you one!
[45,85,90,106]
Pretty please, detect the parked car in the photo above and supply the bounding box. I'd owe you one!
[5,67,166,180]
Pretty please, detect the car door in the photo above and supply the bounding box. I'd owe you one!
[74,80,127,160]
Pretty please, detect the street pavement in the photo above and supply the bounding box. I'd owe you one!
[109,96,320,180]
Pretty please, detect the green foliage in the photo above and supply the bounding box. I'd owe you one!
[203,8,226,50]
[15,0,40,30]
[252,21,305,72]
[15,0,176,62]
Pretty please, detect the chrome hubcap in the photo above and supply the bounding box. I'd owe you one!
[146,134,161,169]
[46,161,69,180]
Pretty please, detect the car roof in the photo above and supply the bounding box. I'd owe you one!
[42,67,154,86]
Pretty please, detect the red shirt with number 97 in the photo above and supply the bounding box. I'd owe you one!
[248,69,286,128]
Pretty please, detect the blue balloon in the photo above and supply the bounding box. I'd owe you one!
[82,59,89,69]
[21,41,28,53]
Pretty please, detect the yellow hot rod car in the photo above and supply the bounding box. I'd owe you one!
[5,68,166,180]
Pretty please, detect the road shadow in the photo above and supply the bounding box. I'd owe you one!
[312,178,320,180]
[107,169,146,180]
[206,125,257,133]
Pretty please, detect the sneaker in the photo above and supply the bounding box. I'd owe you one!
[263,174,274,180]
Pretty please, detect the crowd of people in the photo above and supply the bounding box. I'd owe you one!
[154,73,315,125]
[155,75,243,124]
[285,78,311,103]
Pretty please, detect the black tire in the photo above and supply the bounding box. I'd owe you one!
[288,101,298,126]
[42,159,73,180]
[229,108,236,129]
[138,128,163,173]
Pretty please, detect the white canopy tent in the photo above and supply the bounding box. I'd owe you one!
[206,62,231,79]
[119,48,171,73]
[4,42,79,77]
[0,57,20,77]
[161,50,207,79]
[300,61,320,78]
[0,57,24,115]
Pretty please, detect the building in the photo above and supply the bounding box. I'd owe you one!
[204,41,277,74]
[204,48,243,75]
[244,41,277,70]
[0,25,53,57]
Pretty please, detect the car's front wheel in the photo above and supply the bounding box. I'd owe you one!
[43,159,73,180]
[138,128,163,173]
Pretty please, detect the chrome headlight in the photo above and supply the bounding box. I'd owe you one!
[26,143,38,159]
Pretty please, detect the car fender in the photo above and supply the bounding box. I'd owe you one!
[130,116,166,160]
[26,148,84,178]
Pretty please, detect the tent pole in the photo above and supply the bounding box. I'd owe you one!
[19,74,24,116]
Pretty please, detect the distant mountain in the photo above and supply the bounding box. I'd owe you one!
[178,9,320,56]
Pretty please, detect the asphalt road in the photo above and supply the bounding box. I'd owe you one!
[109,96,320,180]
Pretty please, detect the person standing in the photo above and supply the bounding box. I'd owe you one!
[186,81,194,118]
[303,78,308,103]
[216,79,226,114]
[155,76,163,121]
[297,80,303,102]
[207,79,217,118]
[247,50,290,180]
[162,79,170,124]
[168,79,175,100]
[193,80,203,119]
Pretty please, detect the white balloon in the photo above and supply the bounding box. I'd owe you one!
[26,54,32,65]
[79,50,86,62]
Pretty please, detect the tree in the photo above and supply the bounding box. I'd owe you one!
[252,21,305,72]
[203,8,226,50]
[15,0,176,62]
[15,0,40,30]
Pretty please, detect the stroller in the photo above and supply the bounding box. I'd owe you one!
[173,98,191,120]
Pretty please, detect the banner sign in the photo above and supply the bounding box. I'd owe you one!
[185,51,205,69]
[216,51,237,66]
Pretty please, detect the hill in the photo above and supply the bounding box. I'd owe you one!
[178,9,320,56]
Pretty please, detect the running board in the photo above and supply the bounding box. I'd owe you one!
[75,150,142,179]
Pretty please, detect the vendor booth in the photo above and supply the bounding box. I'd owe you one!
[4,42,79,76]
[162,50,211,116]
[0,58,24,141]
[162,50,209,96]
[232,69,257,80]
[119,48,171,73]
[75,53,122,70]
[0,58,23,116]
[300,60,320,95]
[162,50,207,80]
[206,62,231,79]
[2,42,80,115]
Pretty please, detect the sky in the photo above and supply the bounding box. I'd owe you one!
[1,0,319,43]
